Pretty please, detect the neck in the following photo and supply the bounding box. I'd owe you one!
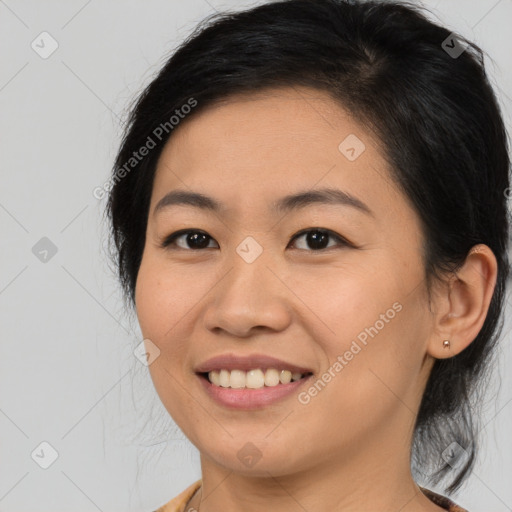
[189,417,444,512]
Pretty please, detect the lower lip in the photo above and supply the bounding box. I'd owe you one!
[197,373,313,410]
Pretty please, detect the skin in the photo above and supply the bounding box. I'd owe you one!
[134,86,497,512]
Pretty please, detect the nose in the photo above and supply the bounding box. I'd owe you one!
[202,251,292,338]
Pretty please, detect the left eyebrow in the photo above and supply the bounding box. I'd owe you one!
[273,187,374,217]
[153,187,374,218]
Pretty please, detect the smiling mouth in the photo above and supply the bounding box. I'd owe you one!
[198,369,314,389]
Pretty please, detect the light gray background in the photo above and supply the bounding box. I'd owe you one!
[1,1,511,511]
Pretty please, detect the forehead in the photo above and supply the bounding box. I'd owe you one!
[150,86,406,223]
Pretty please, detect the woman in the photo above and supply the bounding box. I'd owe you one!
[106,0,510,510]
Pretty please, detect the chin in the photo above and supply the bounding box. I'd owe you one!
[200,438,307,477]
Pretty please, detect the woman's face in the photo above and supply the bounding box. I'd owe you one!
[135,86,438,478]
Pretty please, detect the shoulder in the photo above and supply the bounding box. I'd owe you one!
[153,480,202,512]
[420,486,469,512]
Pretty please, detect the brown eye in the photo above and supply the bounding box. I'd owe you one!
[288,228,350,251]
[161,230,218,250]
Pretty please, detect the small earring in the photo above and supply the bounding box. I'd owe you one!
[442,339,451,349]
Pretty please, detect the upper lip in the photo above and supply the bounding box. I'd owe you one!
[195,353,314,374]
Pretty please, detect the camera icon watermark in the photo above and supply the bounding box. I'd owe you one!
[338,134,366,161]
[31,441,59,469]
[134,338,161,366]
[441,32,466,59]
[237,441,262,468]
[236,236,263,263]
[441,441,469,469]
[32,236,58,263]
[31,31,59,59]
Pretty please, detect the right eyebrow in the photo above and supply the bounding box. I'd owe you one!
[153,190,223,217]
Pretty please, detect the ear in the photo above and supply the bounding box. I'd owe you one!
[427,244,498,359]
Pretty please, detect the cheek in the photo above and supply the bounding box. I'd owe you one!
[135,255,191,340]
[284,261,394,343]
[134,259,164,339]
[296,262,425,394]
[321,292,429,423]
[134,254,216,370]
[134,262,190,383]
[134,258,198,422]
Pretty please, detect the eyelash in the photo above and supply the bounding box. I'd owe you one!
[159,228,352,252]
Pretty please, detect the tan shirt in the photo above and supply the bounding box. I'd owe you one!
[153,480,469,512]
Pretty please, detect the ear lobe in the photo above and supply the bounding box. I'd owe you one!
[426,244,498,360]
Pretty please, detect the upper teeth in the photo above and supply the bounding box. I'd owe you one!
[208,369,305,388]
